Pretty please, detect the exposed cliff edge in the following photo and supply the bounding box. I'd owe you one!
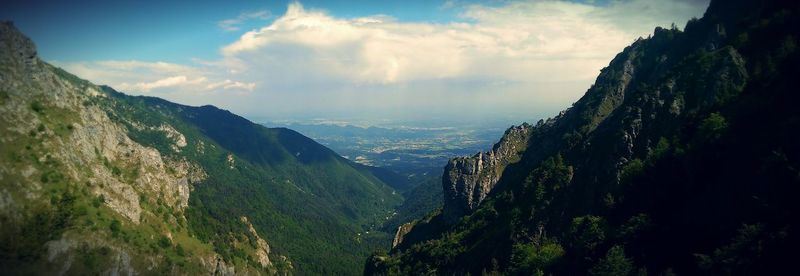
[2,19,403,275]
[391,222,414,248]
[0,20,228,274]
[442,124,531,222]
[367,0,800,274]
[0,21,304,275]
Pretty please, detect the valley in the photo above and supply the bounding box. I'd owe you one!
[2,0,798,275]
[264,120,517,233]
[263,119,511,176]
[367,0,800,275]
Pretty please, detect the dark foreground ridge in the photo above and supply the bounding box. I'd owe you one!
[369,0,800,274]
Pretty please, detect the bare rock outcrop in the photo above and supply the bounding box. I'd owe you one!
[240,216,272,268]
[1,21,219,274]
[442,124,532,222]
[0,21,207,225]
[391,222,414,248]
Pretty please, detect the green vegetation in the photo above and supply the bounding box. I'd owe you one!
[0,191,76,264]
[382,175,443,232]
[3,25,259,274]
[369,1,800,274]
[509,242,564,275]
[2,24,404,274]
[30,101,44,113]
[589,246,633,276]
[696,112,728,142]
[93,87,402,274]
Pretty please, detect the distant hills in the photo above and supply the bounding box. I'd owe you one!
[265,121,504,176]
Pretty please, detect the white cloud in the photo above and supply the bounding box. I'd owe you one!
[220,0,706,86]
[205,79,257,91]
[54,60,199,84]
[219,10,272,32]
[54,0,709,120]
[52,60,255,96]
[118,75,207,92]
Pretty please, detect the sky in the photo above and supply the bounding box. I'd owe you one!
[3,0,710,124]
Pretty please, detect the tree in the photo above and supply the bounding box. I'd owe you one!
[109,219,121,237]
[590,245,633,276]
[697,112,728,142]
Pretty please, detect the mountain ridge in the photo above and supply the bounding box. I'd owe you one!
[0,20,402,275]
[369,0,800,274]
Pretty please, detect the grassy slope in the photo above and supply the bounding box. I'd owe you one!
[1,62,228,274]
[98,87,403,274]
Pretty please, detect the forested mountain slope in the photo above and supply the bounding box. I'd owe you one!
[367,0,800,274]
[0,21,401,275]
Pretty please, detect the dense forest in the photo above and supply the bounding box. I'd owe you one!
[96,87,403,274]
[367,0,800,274]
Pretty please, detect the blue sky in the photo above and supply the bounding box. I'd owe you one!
[4,0,499,62]
[2,0,710,124]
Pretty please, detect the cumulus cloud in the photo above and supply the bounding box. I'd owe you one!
[52,60,255,96]
[220,1,707,86]
[218,10,272,32]
[205,79,257,91]
[56,60,200,84]
[119,75,202,92]
[54,0,709,120]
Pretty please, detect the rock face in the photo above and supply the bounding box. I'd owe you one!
[0,20,382,275]
[0,21,206,224]
[0,21,40,77]
[391,222,414,248]
[6,20,400,274]
[0,21,240,275]
[442,124,531,222]
[70,104,207,223]
[240,216,272,268]
[204,255,235,276]
[364,0,787,273]
[441,26,747,226]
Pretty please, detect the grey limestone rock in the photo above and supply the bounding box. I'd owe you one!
[442,124,531,222]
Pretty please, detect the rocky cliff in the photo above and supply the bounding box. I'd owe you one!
[0,21,295,275]
[367,0,800,274]
[0,21,231,274]
[442,124,531,222]
[391,222,414,248]
[1,19,403,275]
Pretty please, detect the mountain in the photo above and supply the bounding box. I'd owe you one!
[381,172,443,234]
[0,21,402,275]
[367,0,800,274]
[264,121,505,189]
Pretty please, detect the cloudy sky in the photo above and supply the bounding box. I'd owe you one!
[3,0,710,123]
